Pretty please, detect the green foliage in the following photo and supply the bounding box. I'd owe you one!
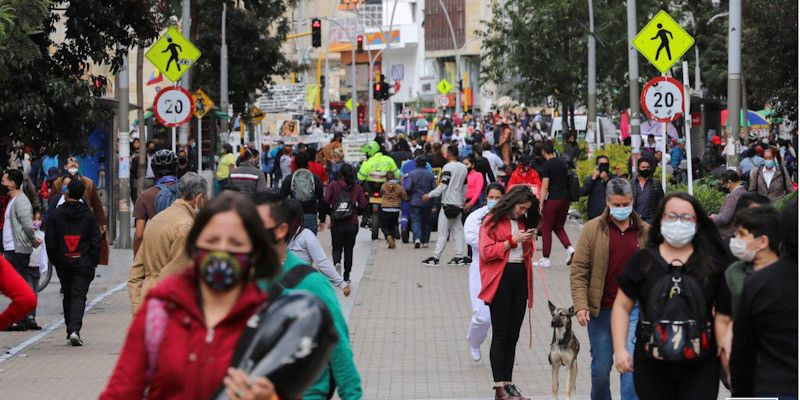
[666,180,726,214]
[574,144,632,218]
[773,190,798,211]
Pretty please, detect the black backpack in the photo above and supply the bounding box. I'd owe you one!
[331,187,354,222]
[566,169,581,202]
[637,249,713,361]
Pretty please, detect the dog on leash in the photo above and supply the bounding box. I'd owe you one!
[547,301,580,400]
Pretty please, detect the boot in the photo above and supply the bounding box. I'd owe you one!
[503,384,530,400]
[493,386,509,400]
[387,235,396,249]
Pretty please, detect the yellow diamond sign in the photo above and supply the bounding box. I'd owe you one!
[633,10,694,73]
[345,98,358,111]
[436,79,452,95]
[193,89,214,119]
[146,26,202,83]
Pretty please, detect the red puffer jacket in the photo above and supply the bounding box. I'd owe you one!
[100,268,268,400]
[478,217,535,307]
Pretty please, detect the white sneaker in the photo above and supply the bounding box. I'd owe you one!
[470,346,481,362]
[538,257,551,269]
[566,246,576,265]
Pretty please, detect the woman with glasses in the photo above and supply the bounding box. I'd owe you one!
[610,193,728,399]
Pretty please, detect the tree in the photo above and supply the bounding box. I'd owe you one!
[190,0,297,116]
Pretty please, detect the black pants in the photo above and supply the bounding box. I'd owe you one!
[54,265,95,335]
[632,347,720,399]
[5,251,36,320]
[331,223,357,281]
[379,209,400,239]
[488,262,527,382]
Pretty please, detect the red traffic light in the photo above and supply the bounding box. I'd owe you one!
[312,20,321,28]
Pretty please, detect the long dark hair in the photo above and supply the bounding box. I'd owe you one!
[485,185,540,230]
[185,191,280,281]
[337,163,357,188]
[646,192,726,283]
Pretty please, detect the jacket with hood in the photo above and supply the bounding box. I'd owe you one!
[101,268,268,400]
[229,160,268,194]
[44,200,101,269]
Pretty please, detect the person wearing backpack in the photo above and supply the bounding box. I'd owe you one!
[537,141,576,269]
[611,193,728,399]
[133,149,178,254]
[279,151,327,235]
[713,206,782,385]
[324,164,367,282]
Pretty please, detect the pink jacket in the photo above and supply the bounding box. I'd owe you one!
[478,217,534,307]
[465,170,485,208]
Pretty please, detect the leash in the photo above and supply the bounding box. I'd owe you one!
[528,248,555,348]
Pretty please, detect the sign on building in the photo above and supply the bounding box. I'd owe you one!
[258,84,307,113]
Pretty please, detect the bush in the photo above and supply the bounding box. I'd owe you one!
[666,181,726,214]
[574,144,633,219]
[773,190,798,210]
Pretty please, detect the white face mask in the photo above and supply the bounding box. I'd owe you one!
[660,220,696,248]
[67,167,78,175]
[729,237,757,262]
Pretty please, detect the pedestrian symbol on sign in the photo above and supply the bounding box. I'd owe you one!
[163,37,183,72]
[652,23,673,61]
[145,26,202,83]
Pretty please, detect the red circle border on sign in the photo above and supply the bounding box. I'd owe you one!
[153,85,195,128]
[640,76,684,123]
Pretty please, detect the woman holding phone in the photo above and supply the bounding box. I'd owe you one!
[478,185,541,400]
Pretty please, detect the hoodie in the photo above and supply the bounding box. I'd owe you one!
[44,200,101,269]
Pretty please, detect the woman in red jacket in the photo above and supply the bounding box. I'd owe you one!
[478,185,540,400]
[101,192,280,400]
[0,256,37,330]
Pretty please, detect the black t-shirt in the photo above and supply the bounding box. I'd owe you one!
[617,247,725,326]
[539,157,570,200]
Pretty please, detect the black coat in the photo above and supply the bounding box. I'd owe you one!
[580,174,616,220]
[44,200,101,269]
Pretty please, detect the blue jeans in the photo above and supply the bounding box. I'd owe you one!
[409,205,431,244]
[587,304,639,400]
[303,213,318,235]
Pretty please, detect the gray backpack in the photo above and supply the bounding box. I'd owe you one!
[290,169,316,202]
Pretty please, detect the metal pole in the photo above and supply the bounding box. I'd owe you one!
[726,0,741,168]
[116,47,132,248]
[627,0,641,156]
[662,120,667,191]
[172,126,177,153]
[368,54,375,132]
[351,32,358,134]
[220,3,229,132]
[694,44,702,94]
[324,48,330,120]
[197,117,202,173]
[682,61,694,195]
[136,45,147,198]
[587,0,597,151]
[436,0,461,116]
[179,0,191,145]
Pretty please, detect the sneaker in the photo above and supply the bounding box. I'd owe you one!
[421,243,429,248]
[414,240,421,249]
[538,257,551,269]
[22,319,42,331]
[447,257,462,266]
[470,346,481,362]
[387,235,396,249]
[335,263,342,275]
[68,332,83,347]
[566,246,576,266]
[2,323,26,331]
[421,257,439,266]
[462,256,472,265]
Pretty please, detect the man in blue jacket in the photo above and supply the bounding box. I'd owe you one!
[404,156,436,249]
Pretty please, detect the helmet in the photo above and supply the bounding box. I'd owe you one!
[359,141,380,157]
[151,149,177,176]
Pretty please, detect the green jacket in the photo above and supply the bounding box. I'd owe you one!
[357,153,400,183]
[281,251,362,400]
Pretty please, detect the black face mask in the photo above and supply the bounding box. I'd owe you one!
[598,163,610,173]
[638,168,653,178]
[178,157,188,164]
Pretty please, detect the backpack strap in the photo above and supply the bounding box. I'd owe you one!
[144,299,169,385]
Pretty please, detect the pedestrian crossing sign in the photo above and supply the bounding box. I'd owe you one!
[145,26,202,83]
[633,10,694,73]
[193,89,214,119]
[437,79,452,95]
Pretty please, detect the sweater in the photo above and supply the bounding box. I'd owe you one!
[44,200,101,269]
[287,228,346,289]
[323,180,367,228]
[427,160,468,207]
[465,170,485,208]
[380,180,409,209]
[228,160,268,194]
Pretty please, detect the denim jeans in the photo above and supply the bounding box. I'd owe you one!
[303,213,318,235]
[409,205,431,244]
[587,304,640,400]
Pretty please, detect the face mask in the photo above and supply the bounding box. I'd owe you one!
[67,168,78,175]
[178,157,188,164]
[610,205,633,221]
[765,160,778,169]
[195,248,251,292]
[660,220,696,248]
[729,237,757,262]
[638,168,653,178]
[33,220,42,230]
[598,164,610,173]
[486,199,498,209]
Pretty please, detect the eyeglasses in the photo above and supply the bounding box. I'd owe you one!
[663,212,696,223]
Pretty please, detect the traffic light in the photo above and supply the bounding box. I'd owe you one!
[320,75,325,88]
[356,35,364,53]
[90,75,107,97]
[311,18,322,48]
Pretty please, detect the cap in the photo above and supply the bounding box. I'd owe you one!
[711,136,721,145]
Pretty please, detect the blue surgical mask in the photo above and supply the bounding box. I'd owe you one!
[486,199,497,209]
[610,206,633,221]
[766,159,778,169]
[61,185,68,193]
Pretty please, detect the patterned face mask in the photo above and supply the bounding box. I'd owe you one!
[194,248,251,292]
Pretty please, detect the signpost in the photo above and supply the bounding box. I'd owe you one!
[193,89,214,173]
[154,86,195,153]
[145,26,202,83]
[436,79,452,95]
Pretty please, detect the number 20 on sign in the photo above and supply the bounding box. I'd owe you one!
[640,76,684,123]
[154,86,195,127]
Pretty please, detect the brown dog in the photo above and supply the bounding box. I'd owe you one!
[547,301,580,399]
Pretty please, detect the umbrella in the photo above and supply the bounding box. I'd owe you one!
[720,109,770,127]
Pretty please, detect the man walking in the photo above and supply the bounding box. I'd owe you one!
[2,169,41,331]
[44,179,101,346]
[229,148,268,194]
[133,150,178,254]
[421,144,468,266]
[404,156,436,248]
[279,151,327,234]
[570,179,648,400]
[581,156,615,220]
[128,172,206,313]
[632,158,663,225]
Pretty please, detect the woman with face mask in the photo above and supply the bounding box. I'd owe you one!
[478,185,540,400]
[610,193,728,399]
[748,146,794,201]
[101,192,280,399]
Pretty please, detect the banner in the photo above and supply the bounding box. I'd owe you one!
[305,84,320,110]
[258,84,306,113]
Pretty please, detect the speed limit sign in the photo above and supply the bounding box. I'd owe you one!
[640,77,684,122]
[154,86,195,127]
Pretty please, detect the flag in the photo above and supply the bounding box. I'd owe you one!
[147,70,163,86]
